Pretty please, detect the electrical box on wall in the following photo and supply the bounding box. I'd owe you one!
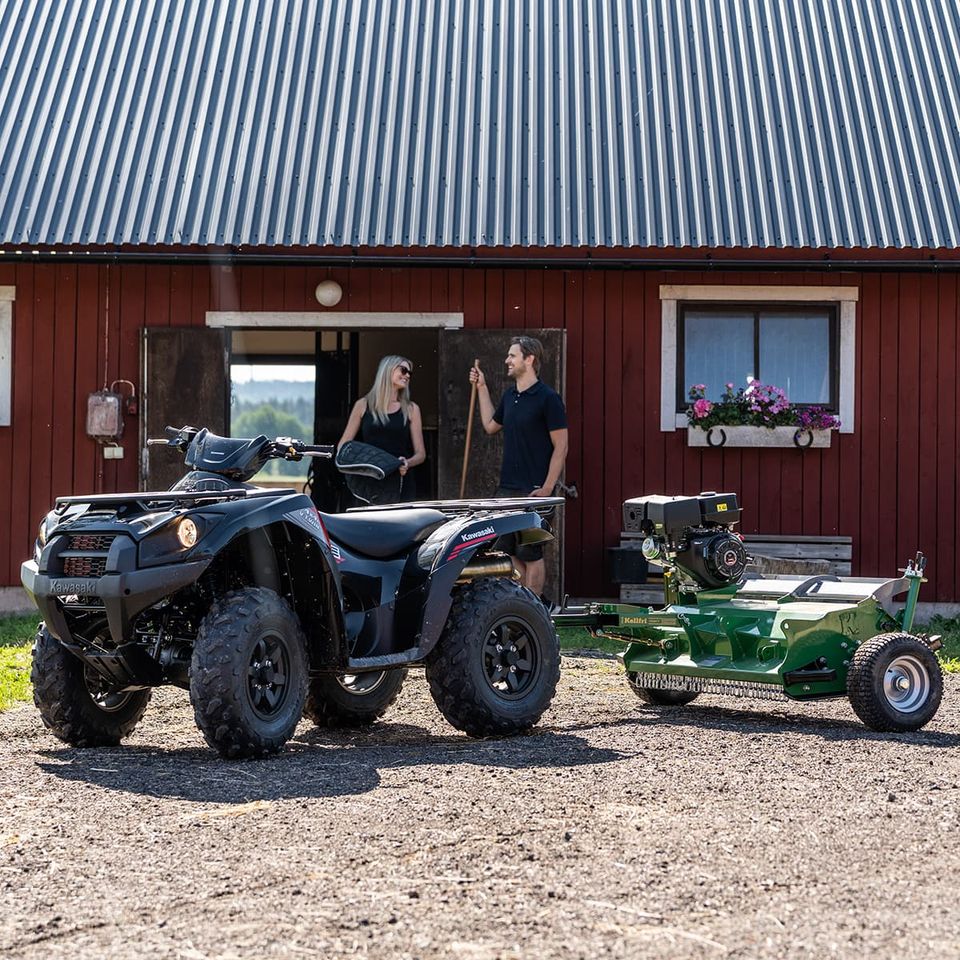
[86,380,137,442]
[86,390,124,440]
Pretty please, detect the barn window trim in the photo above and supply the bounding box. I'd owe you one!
[660,285,857,434]
[0,286,14,427]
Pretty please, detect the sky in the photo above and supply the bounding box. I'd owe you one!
[230,364,316,384]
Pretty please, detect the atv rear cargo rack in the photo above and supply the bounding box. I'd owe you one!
[347,496,564,517]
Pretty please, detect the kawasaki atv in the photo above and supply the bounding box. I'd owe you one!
[21,426,562,758]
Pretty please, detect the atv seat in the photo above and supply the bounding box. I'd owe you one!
[320,508,449,558]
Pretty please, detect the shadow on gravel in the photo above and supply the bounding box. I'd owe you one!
[34,726,627,803]
[561,704,960,747]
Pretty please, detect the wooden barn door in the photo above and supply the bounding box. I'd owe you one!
[140,328,228,490]
[437,329,567,601]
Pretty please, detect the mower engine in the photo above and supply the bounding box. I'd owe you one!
[623,492,747,589]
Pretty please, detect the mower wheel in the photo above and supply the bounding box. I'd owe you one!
[191,587,308,759]
[31,623,152,747]
[304,669,406,728]
[426,579,560,737]
[626,672,700,706]
[846,632,943,732]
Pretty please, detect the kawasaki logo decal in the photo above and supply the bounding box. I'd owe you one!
[446,530,498,562]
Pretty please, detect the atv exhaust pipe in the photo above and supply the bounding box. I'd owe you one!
[457,556,519,582]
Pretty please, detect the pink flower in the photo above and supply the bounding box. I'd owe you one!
[692,398,713,418]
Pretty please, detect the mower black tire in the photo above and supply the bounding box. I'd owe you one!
[304,669,406,728]
[31,623,152,746]
[426,578,560,737]
[846,631,943,732]
[626,672,700,706]
[191,587,308,759]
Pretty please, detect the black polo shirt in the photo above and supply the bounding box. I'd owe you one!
[492,380,567,492]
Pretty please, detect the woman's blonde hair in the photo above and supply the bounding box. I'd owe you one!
[365,355,413,425]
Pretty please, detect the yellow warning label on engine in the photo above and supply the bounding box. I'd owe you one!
[717,503,728,511]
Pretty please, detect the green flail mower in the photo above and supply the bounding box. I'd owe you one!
[556,493,945,732]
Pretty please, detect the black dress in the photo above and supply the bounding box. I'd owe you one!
[360,407,417,501]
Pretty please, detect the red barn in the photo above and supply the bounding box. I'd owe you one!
[1,1,958,607]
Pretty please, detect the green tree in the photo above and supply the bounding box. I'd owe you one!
[232,404,309,442]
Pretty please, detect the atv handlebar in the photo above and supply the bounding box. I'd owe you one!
[147,426,334,461]
[270,438,335,461]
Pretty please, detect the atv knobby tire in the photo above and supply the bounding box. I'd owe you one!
[626,672,700,706]
[304,669,406,728]
[31,624,151,746]
[846,631,943,732]
[191,587,308,758]
[426,579,560,737]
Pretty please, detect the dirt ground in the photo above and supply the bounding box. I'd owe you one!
[0,656,958,960]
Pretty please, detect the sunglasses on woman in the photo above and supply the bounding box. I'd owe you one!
[398,365,412,377]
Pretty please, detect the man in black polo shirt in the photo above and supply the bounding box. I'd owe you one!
[469,336,568,597]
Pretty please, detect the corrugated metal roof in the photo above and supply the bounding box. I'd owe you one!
[0,0,958,249]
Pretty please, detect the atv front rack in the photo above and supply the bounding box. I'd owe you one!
[54,487,297,513]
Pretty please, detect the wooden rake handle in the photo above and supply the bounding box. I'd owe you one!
[459,358,480,498]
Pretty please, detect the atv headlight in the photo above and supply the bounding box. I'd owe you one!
[176,517,199,549]
[35,515,56,560]
[140,514,215,567]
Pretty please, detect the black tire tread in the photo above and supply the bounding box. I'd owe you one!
[190,587,308,759]
[425,579,560,737]
[304,669,407,728]
[31,624,151,747]
[846,631,943,732]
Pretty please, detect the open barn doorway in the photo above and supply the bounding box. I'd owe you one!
[224,327,442,504]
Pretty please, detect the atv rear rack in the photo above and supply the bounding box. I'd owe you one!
[347,496,565,518]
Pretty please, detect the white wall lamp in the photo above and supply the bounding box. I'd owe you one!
[315,280,343,307]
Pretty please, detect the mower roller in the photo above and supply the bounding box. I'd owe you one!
[555,493,945,732]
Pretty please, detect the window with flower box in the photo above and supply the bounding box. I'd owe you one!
[659,285,857,434]
[677,303,839,413]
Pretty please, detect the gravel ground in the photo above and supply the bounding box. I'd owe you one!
[1,656,958,960]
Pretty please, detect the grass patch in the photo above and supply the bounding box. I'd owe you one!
[0,614,36,711]
[926,615,960,673]
[557,625,624,658]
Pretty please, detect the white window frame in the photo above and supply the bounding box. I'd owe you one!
[660,285,858,434]
[0,286,14,426]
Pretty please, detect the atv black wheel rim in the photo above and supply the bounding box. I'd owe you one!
[84,668,136,713]
[338,672,387,696]
[482,617,541,700]
[246,632,291,719]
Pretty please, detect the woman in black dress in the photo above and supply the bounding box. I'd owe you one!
[337,355,426,502]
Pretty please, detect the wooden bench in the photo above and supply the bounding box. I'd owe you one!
[743,534,852,578]
[614,532,853,605]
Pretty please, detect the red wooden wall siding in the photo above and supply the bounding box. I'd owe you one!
[1,261,958,602]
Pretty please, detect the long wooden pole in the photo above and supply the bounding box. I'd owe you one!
[459,357,480,498]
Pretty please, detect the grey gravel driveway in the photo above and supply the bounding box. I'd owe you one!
[1,656,957,959]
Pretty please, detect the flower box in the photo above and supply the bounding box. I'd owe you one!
[685,381,841,448]
[687,425,832,449]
